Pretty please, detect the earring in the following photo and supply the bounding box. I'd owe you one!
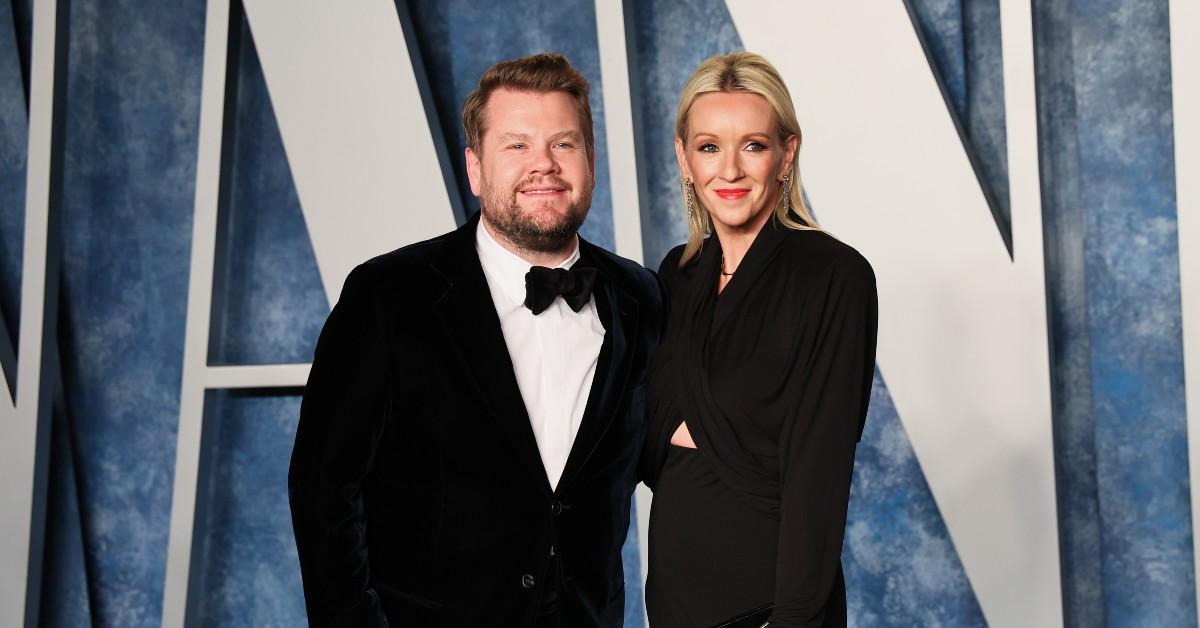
[781,173,792,214]
[683,178,695,217]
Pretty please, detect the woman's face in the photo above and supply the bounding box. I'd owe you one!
[676,91,796,236]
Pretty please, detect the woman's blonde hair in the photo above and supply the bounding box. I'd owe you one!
[675,51,819,266]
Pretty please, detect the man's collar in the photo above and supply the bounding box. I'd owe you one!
[475,219,580,305]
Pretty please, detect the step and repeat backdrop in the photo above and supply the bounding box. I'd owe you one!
[1,0,1197,627]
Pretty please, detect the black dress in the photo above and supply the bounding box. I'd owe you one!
[642,217,878,628]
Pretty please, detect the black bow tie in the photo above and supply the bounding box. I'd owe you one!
[524,265,598,315]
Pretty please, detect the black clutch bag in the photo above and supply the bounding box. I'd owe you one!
[710,603,773,628]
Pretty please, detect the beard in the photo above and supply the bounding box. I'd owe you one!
[480,175,592,253]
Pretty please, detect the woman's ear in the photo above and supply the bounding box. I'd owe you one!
[675,137,691,182]
[779,134,798,180]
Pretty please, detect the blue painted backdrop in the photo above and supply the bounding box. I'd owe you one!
[0,0,1190,626]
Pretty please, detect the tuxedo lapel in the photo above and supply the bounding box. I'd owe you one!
[557,243,640,492]
[429,216,550,493]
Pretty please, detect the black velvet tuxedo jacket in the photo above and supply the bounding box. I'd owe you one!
[289,214,662,628]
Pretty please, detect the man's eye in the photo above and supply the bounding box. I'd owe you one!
[555,142,575,149]
[507,143,526,150]
[698,143,718,153]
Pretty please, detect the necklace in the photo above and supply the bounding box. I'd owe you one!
[720,256,735,277]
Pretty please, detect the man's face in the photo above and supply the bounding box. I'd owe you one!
[466,88,595,253]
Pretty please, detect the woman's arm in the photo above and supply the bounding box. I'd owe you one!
[638,245,686,488]
[770,252,878,627]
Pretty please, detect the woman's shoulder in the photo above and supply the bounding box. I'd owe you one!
[652,243,689,302]
[780,228,875,287]
[657,243,688,277]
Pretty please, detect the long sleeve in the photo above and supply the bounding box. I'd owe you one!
[770,253,878,627]
[639,246,685,489]
[288,265,393,628]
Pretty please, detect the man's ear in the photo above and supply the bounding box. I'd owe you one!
[466,146,482,196]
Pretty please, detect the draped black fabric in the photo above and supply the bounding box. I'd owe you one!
[643,216,878,627]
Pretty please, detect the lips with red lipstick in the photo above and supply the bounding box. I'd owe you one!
[714,188,750,201]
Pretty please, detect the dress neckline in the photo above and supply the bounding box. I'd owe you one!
[700,216,790,334]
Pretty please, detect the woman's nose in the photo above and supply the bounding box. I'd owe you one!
[720,153,743,181]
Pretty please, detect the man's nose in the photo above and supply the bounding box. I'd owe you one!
[528,144,560,174]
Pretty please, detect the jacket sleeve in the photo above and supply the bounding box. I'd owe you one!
[289,264,393,628]
[770,253,878,627]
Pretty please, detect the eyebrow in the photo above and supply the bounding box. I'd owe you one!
[549,130,583,143]
[495,130,583,144]
[690,131,772,142]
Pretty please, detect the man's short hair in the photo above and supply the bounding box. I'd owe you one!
[461,53,594,155]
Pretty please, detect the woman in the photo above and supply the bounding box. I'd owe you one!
[643,52,878,627]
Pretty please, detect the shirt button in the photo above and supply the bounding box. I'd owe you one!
[551,501,564,515]
[521,574,536,589]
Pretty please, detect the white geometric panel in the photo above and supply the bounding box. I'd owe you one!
[0,0,63,625]
[161,2,458,626]
[1170,0,1200,623]
[726,2,1061,626]
[242,0,457,307]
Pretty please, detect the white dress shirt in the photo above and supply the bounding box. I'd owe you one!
[476,221,606,489]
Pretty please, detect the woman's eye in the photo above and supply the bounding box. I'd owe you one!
[746,142,767,152]
[698,143,718,153]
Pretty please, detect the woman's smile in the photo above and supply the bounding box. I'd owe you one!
[714,188,751,201]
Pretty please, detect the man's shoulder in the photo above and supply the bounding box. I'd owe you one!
[580,240,658,304]
[340,227,465,299]
[364,228,459,269]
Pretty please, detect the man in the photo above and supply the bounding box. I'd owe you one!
[288,53,661,628]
